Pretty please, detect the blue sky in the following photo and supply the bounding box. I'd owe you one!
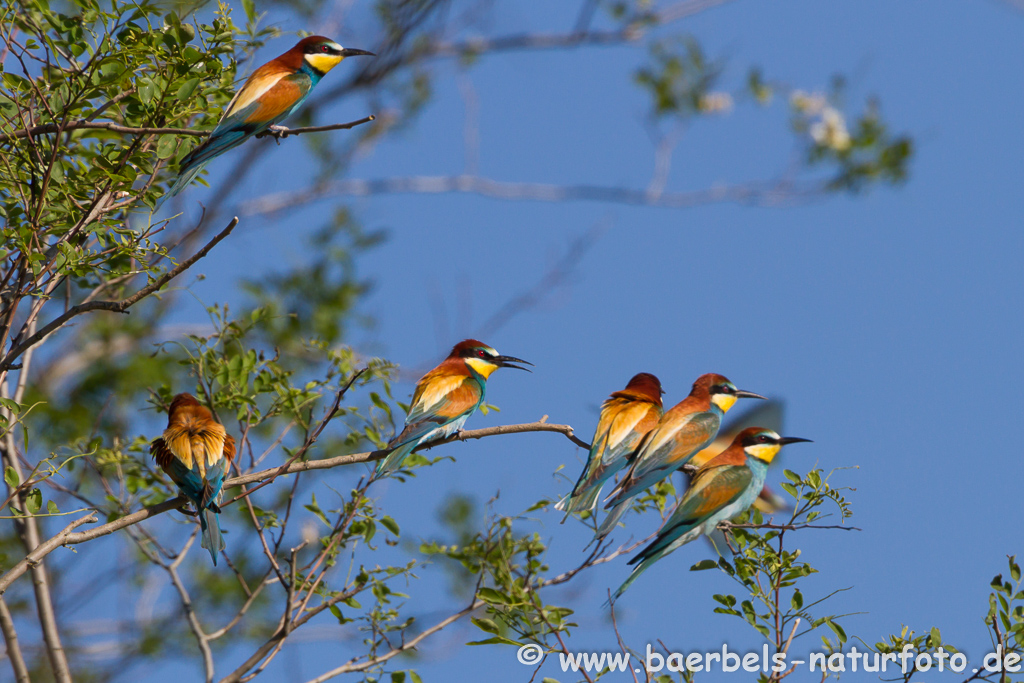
[144,0,1024,680]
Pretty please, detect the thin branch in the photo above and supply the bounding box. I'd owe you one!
[0,116,375,143]
[301,536,647,683]
[225,368,367,505]
[167,536,215,683]
[719,521,861,532]
[253,116,375,140]
[0,216,240,372]
[0,421,586,594]
[0,597,30,683]
[241,174,817,216]
[2,369,74,683]
[0,512,97,594]
[228,420,589,490]
[420,0,735,59]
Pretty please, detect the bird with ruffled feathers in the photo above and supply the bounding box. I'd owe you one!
[151,393,236,565]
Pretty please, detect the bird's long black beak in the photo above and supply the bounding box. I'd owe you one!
[778,436,813,445]
[496,355,533,372]
[735,389,767,400]
[341,48,376,57]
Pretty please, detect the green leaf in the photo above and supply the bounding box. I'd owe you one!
[157,135,177,159]
[304,493,329,526]
[477,587,511,604]
[471,617,500,634]
[791,590,803,610]
[380,515,400,536]
[176,77,200,101]
[690,559,718,571]
[390,673,406,683]
[4,466,19,489]
[241,0,256,22]
[712,594,736,607]
[25,488,42,515]
[47,500,59,514]
[466,636,521,647]
[826,619,847,644]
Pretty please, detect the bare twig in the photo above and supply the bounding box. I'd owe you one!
[241,174,816,216]
[0,216,240,372]
[300,536,648,683]
[719,521,861,532]
[253,116,375,139]
[0,597,30,683]
[0,512,98,594]
[2,358,74,683]
[0,116,375,143]
[0,421,586,594]
[167,536,215,683]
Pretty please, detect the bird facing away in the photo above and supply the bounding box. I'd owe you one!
[166,36,374,198]
[611,427,811,601]
[594,373,765,541]
[151,393,236,565]
[555,373,663,519]
[374,340,532,476]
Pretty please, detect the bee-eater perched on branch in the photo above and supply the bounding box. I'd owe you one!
[166,36,374,197]
[611,427,811,601]
[151,393,236,565]
[595,373,764,541]
[555,373,663,519]
[375,340,532,477]
[689,400,790,552]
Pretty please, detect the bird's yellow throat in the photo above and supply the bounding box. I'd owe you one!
[304,53,344,73]
[465,357,499,378]
[711,393,737,413]
[744,443,781,463]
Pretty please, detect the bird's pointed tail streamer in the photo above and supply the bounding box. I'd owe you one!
[375,441,417,477]
[199,508,225,565]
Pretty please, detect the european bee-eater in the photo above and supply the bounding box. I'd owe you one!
[151,393,236,565]
[375,340,531,476]
[690,400,789,554]
[611,427,811,600]
[555,373,663,519]
[166,36,374,197]
[595,373,764,540]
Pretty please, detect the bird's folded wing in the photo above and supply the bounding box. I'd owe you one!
[631,464,751,564]
[666,464,752,524]
[391,375,482,447]
[629,411,719,481]
[405,374,481,424]
[151,438,205,502]
[603,401,657,457]
[225,71,312,127]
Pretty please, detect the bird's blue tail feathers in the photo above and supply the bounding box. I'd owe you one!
[375,440,418,476]
[199,508,224,565]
